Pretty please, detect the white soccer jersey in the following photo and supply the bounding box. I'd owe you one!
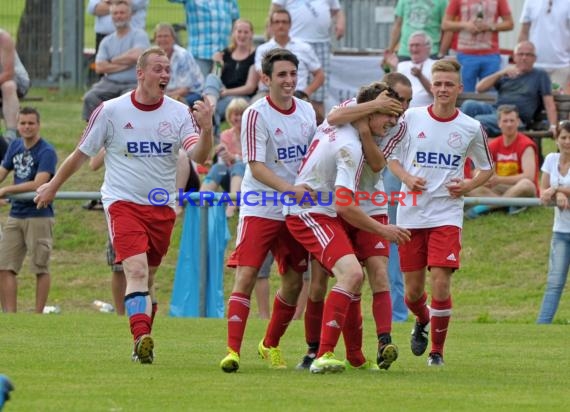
[331,97,407,217]
[390,106,493,229]
[78,92,200,208]
[286,120,364,217]
[255,38,322,93]
[240,96,316,220]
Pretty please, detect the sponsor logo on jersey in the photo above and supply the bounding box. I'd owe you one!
[277,144,307,161]
[126,141,174,156]
[374,241,385,249]
[275,127,284,136]
[415,151,462,169]
[417,131,426,139]
[123,122,134,129]
[446,253,456,261]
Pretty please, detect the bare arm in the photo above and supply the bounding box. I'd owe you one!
[187,100,214,164]
[34,149,90,207]
[89,148,106,171]
[386,16,403,54]
[0,171,53,197]
[353,117,385,173]
[335,187,410,243]
[250,161,314,201]
[95,61,130,74]
[518,22,530,42]
[543,95,558,134]
[304,68,325,98]
[93,0,111,16]
[0,31,16,85]
[388,159,427,192]
[109,48,145,66]
[438,30,454,56]
[327,92,402,126]
[331,9,346,40]
[475,68,508,93]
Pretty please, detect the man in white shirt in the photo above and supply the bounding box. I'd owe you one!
[254,9,324,119]
[396,31,435,108]
[388,60,493,367]
[35,47,213,364]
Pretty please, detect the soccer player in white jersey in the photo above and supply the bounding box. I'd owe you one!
[34,47,213,364]
[219,48,317,373]
[295,74,414,371]
[285,82,411,374]
[388,60,493,366]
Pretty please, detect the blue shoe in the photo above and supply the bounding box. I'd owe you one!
[465,205,491,220]
[0,375,14,409]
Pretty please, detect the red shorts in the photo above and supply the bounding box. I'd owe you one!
[107,201,176,267]
[398,225,461,272]
[286,213,354,273]
[342,214,390,261]
[228,216,308,275]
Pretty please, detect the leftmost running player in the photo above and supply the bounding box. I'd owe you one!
[34,46,213,364]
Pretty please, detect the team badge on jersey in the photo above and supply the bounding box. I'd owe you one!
[448,132,462,149]
[157,121,173,138]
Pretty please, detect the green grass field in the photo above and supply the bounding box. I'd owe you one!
[0,2,569,410]
[2,315,569,411]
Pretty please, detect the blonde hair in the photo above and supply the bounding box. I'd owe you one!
[228,19,254,52]
[431,59,462,82]
[225,97,249,122]
[136,47,167,70]
[152,23,177,42]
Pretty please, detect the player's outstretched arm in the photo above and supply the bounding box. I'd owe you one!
[34,149,90,208]
[249,161,315,201]
[327,91,402,126]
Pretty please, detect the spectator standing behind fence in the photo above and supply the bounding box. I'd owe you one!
[465,105,538,219]
[153,23,204,107]
[384,0,449,63]
[35,47,213,364]
[460,41,558,138]
[0,107,57,313]
[87,0,149,54]
[518,0,570,95]
[253,10,324,113]
[269,0,345,123]
[82,0,150,121]
[200,97,249,219]
[203,19,258,132]
[0,28,30,144]
[441,0,513,93]
[168,0,240,78]
[537,121,570,324]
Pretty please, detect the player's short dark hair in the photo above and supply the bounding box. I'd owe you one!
[19,106,40,123]
[261,48,299,77]
[382,72,412,89]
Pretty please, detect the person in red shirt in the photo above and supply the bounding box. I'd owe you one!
[466,104,538,218]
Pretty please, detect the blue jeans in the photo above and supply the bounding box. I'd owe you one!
[383,168,408,322]
[456,53,501,93]
[460,100,501,137]
[537,231,570,324]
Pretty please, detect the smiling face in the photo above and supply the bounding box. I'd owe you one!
[557,124,570,154]
[232,20,254,48]
[263,59,297,102]
[369,112,398,137]
[154,27,176,55]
